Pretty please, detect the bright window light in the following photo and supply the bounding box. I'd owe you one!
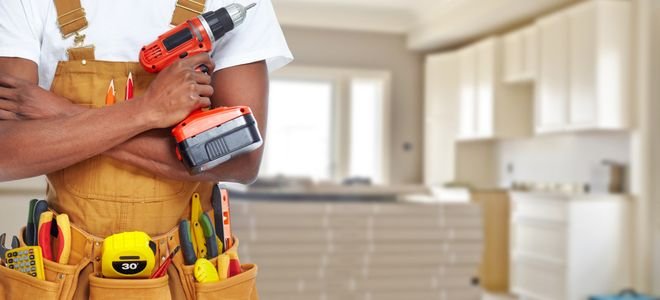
[349,78,384,184]
[260,79,334,181]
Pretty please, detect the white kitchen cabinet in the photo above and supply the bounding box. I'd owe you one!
[522,27,538,81]
[535,12,569,133]
[503,25,538,83]
[476,41,495,137]
[567,1,631,130]
[457,38,532,141]
[535,0,631,134]
[510,192,631,300]
[424,51,501,189]
[424,53,459,186]
[458,46,477,139]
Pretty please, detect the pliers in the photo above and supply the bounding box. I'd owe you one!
[0,233,19,259]
[37,212,72,264]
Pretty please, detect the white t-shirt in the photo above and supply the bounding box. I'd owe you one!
[0,0,293,89]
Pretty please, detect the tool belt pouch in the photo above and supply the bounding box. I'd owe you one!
[0,227,82,300]
[178,237,259,300]
[88,273,172,300]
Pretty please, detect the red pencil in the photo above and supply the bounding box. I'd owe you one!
[125,72,134,100]
[151,245,180,279]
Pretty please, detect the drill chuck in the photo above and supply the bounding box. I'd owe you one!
[200,3,255,43]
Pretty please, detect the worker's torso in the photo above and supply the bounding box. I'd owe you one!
[46,59,215,236]
[41,0,228,237]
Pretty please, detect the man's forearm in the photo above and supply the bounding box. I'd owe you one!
[103,129,205,182]
[0,101,152,181]
[104,129,262,183]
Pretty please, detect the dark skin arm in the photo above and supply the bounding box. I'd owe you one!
[0,57,268,184]
[0,55,216,181]
[104,61,269,183]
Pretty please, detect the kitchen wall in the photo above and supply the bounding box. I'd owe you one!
[280,26,425,184]
[495,133,631,189]
[0,177,46,237]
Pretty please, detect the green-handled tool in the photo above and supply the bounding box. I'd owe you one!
[200,212,218,259]
[179,220,197,265]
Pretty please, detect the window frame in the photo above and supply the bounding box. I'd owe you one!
[269,65,392,184]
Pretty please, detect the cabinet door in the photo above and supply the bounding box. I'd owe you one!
[424,53,459,185]
[458,47,477,139]
[475,40,495,137]
[522,26,538,80]
[503,31,522,82]
[536,13,569,133]
[568,2,597,126]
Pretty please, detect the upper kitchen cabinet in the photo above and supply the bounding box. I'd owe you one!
[535,12,569,133]
[458,38,532,141]
[535,0,631,134]
[503,25,538,83]
[424,52,460,186]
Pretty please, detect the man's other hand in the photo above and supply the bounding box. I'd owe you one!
[0,72,76,120]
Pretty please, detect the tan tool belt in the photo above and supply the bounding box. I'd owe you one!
[0,210,258,300]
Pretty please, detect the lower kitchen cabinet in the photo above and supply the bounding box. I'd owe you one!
[509,192,631,300]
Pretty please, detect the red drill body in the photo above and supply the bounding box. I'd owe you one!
[139,3,262,174]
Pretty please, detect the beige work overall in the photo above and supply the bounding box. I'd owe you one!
[0,0,258,299]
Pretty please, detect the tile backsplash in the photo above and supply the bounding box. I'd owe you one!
[496,132,630,191]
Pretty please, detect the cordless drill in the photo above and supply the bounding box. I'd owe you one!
[139,3,262,174]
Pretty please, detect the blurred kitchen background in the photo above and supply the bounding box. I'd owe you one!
[2,0,660,299]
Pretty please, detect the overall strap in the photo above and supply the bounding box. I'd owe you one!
[171,0,207,26]
[53,0,88,38]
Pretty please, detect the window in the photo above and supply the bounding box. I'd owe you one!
[260,79,334,181]
[349,78,386,183]
[260,66,390,184]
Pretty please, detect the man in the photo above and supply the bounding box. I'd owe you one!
[0,0,292,298]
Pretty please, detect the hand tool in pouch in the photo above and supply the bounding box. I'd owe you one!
[179,220,197,265]
[200,212,218,258]
[24,199,38,246]
[212,185,233,252]
[150,245,180,279]
[37,212,72,264]
[217,253,230,280]
[11,236,19,249]
[102,231,155,278]
[228,250,242,276]
[194,258,219,283]
[139,3,263,175]
[31,200,49,246]
[191,192,207,259]
[0,234,11,259]
[4,246,45,280]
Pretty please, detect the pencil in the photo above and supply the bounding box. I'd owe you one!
[105,79,116,106]
[125,72,134,100]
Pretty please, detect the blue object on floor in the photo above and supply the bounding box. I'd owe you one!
[590,289,658,300]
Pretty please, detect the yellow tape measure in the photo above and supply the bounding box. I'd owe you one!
[102,232,155,278]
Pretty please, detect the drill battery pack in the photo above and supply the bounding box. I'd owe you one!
[172,106,262,174]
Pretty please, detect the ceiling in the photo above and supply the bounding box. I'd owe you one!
[272,0,577,51]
